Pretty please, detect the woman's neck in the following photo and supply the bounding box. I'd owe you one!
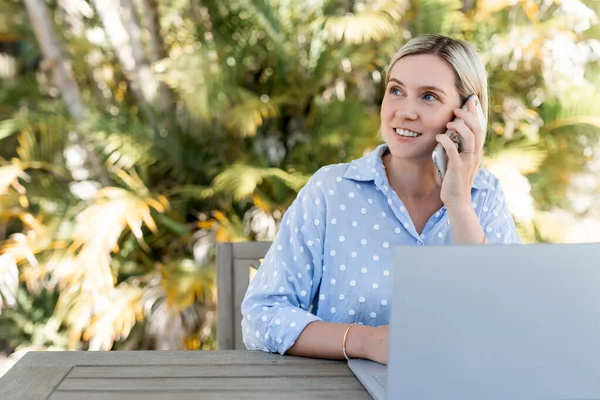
[382,152,441,202]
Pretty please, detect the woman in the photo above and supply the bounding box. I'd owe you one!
[240,34,520,365]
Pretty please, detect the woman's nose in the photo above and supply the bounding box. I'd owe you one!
[394,103,418,120]
[394,105,419,120]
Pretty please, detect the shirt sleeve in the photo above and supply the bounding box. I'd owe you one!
[480,177,521,244]
[240,170,328,354]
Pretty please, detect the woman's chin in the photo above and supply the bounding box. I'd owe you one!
[384,138,435,160]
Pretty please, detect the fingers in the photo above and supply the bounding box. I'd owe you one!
[446,118,476,154]
[436,133,460,164]
[453,101,484,151]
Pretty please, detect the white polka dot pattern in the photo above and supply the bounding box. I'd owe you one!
[240,143,521,355]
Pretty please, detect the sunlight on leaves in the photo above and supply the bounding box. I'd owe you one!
[69,186,165,255]
[0,253,19,313]
[213,164,308,201]
[485,141,547,175]
[541,116,600,133]
[212,211,248,242]
[0,118,17,141]
[143,271,214,350]
[2,0,599,355]
[42,183,170,348]
[323,11,398,44]
[224,92,279,137]
[84,284,145,351]
[0,160,29,198]
[408,0,465,36]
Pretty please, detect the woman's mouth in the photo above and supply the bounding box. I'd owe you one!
[394,128,422,138]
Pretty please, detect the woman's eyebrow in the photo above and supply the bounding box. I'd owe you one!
[388,78,447,96]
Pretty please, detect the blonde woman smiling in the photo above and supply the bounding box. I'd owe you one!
[241,34,520,365]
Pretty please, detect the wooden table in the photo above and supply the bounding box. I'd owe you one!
[0,350,371,399]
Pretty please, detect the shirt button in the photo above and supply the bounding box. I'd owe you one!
[417,240,424,245]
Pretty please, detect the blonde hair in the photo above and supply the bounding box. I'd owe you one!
[385,34,489,129]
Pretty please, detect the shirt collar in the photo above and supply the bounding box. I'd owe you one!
[343,143,486,190]
[342,143,388,182]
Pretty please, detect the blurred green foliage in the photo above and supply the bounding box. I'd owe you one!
[0,0,599,354]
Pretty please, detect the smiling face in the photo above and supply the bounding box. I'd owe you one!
[380,54,464,160]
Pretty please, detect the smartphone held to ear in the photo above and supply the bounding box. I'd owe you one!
[432,95,486,183]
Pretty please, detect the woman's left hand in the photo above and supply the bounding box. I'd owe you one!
[436,98,484,209]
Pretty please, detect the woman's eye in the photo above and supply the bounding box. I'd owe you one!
[389,87,402,96]
[423,93,438,101]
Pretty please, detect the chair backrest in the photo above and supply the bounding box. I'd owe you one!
[216,241,272,350]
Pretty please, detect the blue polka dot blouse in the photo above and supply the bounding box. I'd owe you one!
[241,143,521,354]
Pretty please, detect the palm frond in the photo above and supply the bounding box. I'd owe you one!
[40,186,167,328]
[16,118,66,165]
[407,0,465,36]
[0,160,29,198]
[69,187,164,255]
[223,90,279,137]
[157,48,230,122]
[307,25,328,75]
[0,118,18,141]
[245,0,285,47]
[212,211,248,242]
[477,0,519,17]
[83,284,145,351]
[0,253,19,313]
[54,288,97,349]
[166,185,215,201]
[91,123,157,170]
[323,11,399,44]
[110,168,164,201]
[159,258,215,310]
[212,164,308,201]
[485,140,548,175]
[540,87,600,133]
[581,0,600,38]
[142,265,214,350]
[542,116,600,133]
[163,50,278,137]
[212,165,266,202]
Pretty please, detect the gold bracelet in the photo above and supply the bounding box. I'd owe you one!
[342,323,357,361]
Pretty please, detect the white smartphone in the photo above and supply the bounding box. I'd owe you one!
[432,94,486,183]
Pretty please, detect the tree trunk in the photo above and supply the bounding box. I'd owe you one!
[90,0,158,134]
[136,0,175,115]
[119,0,148,68]
[137,0,167,63]
[23,0,111,187]
[23,0,87,122]
[462,0,476,13]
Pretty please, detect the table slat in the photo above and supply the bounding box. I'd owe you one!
[0,366,72,400]
[58,376,363,391]
[17,350,342,366]
[4,350,371,399]
[68,364,351,378]
[50,389,371,400]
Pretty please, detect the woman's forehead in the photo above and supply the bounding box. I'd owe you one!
[388,54,457,92]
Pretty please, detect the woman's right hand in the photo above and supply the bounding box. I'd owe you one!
[362,325,389,365]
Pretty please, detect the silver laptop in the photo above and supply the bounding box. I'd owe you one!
[349,243,600,400]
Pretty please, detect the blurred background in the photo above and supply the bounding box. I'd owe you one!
[1,0,599,375]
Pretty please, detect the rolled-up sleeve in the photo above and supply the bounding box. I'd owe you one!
[241,170,327,354]
[480,178,521,244]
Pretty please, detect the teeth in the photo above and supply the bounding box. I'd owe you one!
[395,128,421,137]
